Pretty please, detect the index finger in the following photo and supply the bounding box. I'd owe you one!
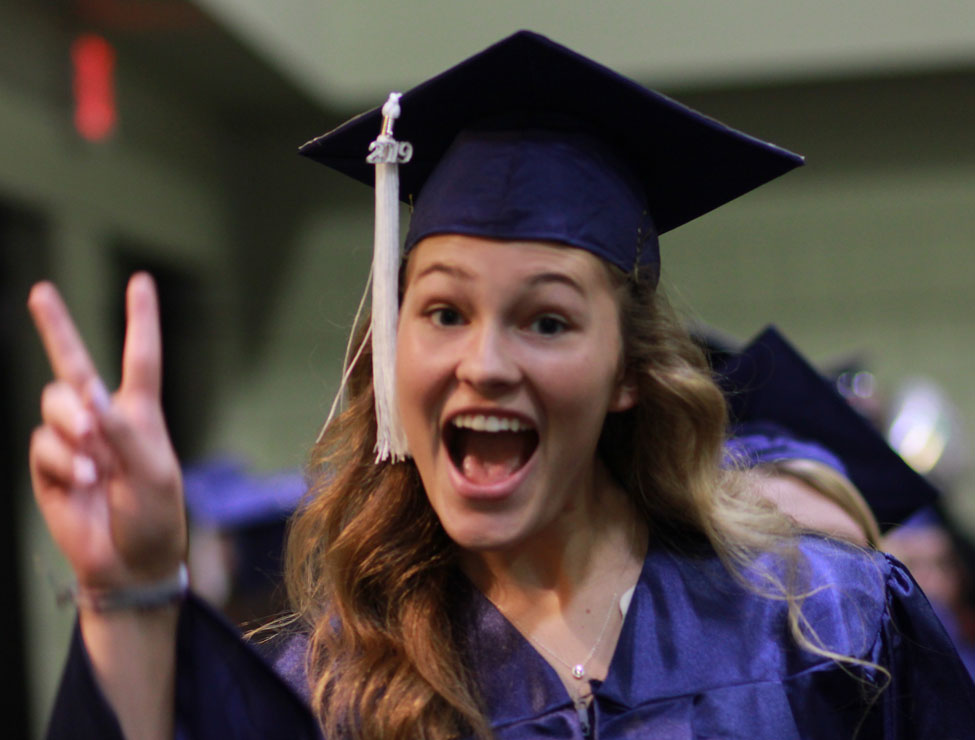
[27,282,98,390]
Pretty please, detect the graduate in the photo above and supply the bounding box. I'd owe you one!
[717,326,942,548]
[181,459,307,625]
[30,31,975,739]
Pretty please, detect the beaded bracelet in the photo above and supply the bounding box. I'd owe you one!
[57,563,189,612]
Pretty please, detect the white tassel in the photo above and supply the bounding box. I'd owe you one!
[367,93,413,462]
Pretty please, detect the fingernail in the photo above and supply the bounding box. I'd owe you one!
[73,455,97,487]
[88,377,111,415]
[76,411,94,438]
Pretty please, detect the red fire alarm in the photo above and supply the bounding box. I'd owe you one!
[71,33,117,141]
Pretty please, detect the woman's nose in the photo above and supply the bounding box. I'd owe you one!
[456,324,521,393]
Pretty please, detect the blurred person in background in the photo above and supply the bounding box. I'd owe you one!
[182,459,306,627]
[714,326,938,548]
[884,508,975,678]
[883,378,975,679]
[730,426,881,548]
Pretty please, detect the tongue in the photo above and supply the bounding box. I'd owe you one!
[458,430,531,485]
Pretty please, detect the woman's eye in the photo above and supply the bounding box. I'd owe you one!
[430,307,464,326]
[529,315,568,336]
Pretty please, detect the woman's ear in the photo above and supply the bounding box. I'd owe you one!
[609,371,638,412]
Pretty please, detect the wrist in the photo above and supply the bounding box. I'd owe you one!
[61,563,189,613]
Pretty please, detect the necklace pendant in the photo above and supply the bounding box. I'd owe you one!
[571,664,585,679]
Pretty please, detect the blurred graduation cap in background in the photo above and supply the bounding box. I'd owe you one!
[714,326,940,531]
[183,459,306,529]
[299,30,804,461]
[183,458,308,623]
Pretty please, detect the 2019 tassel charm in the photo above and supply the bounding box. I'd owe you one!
[368,93,413,462]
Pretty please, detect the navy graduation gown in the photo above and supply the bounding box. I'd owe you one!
[48,538,975,739]
[47,593,319,740]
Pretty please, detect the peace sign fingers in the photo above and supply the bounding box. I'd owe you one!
[27,274,186,589]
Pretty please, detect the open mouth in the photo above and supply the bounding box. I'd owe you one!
[445,413,539,485]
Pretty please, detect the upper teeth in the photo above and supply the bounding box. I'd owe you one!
[452,414,533,433]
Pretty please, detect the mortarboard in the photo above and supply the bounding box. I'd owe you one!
[714,326,939,530]
[300,30,804,461]
[182,458,307,530]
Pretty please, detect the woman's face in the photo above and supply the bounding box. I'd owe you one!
[396,235,636,552]
[757,473,871,547]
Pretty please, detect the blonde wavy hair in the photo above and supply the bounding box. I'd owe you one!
[760,458,882,548]
[282,262,860,739]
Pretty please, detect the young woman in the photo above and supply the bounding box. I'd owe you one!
[31,31,974,739]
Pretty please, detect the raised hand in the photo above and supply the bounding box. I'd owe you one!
[28,273,186,592]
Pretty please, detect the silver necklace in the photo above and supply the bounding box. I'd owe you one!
[512,590,620,682]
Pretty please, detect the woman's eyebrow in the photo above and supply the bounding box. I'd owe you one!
[412,262,474,282]
[411,263,585,296]
[527,272,586,296]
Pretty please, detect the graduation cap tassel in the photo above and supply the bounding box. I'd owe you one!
[368,93,412,462]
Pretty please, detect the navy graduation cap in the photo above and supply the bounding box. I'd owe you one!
[300,30,803,461]
[301,30,803,277]
[714,326,939,530]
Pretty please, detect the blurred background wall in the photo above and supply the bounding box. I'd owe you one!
[2,1,972,737]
